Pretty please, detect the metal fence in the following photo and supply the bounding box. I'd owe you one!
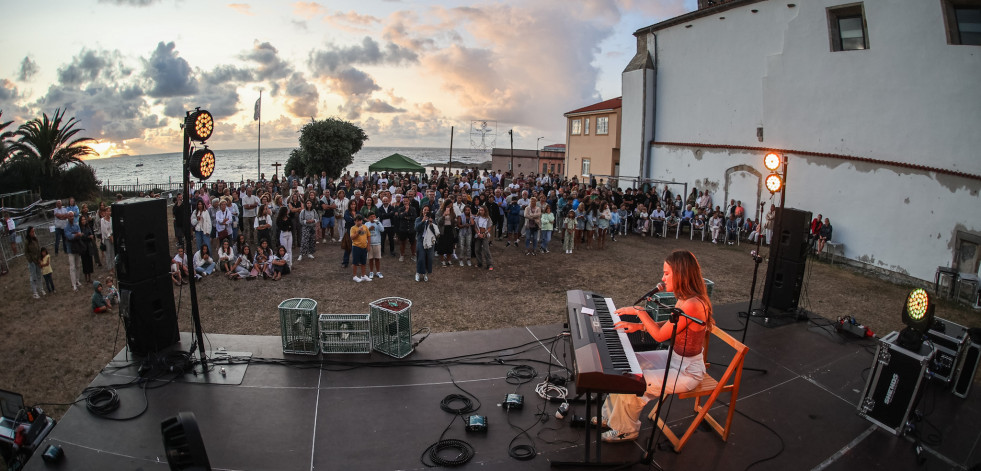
[99,182,184,199]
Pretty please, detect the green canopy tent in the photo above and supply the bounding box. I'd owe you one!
[368,153,426,173]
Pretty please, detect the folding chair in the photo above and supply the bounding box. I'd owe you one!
[648,325,748,452]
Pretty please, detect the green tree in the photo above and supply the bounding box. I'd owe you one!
[289,117,368,178]
[13,108,97,176]
[0,111,16,167]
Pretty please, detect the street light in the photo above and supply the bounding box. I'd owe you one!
[537,136,545,157]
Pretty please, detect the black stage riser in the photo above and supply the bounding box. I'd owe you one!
[119,274,179,356]
[112,197,171,283]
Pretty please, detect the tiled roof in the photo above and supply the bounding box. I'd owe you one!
[565,97,622,116]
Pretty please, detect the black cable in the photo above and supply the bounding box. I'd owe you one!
[420,365,481,467]
[712,398,785,471]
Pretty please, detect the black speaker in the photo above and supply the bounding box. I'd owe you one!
[773,208,811,263]
[120,274,179,356]
[112,198,171,283]
[762,259,806,311]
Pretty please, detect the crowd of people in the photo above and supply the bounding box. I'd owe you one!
[17,168,834,308]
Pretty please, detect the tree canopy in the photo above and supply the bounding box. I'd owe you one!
[285,117,368,178]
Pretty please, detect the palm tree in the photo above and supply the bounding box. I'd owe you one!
[0,111,16,167]
[13,108,96,176]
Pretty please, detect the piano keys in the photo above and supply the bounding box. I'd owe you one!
[566,290,646,395]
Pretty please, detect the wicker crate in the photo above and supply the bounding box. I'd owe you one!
[370,297,413,358]
[279,298,319,355]
[319,314,371,354]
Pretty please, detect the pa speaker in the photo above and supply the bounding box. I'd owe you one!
[773,208,812,263]
[120,274,179,356]
[762,259,806,312]
[112,198,171,283]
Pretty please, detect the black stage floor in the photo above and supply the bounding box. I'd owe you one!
[25,303,981,471]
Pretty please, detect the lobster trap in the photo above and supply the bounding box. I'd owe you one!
[319,314,372,354]
[370,297,414,358]
[278,298,319,355]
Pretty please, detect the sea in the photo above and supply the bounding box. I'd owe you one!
[86,146,492,186]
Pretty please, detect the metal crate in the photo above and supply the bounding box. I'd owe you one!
[279,298,319,355]
[319,314,372,354]
[644,278,715,322]
[370,297,413,358]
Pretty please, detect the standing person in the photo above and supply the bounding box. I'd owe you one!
[414,206,439,282]
[597,202,611,250]
[377,196,397,256]
[214,199,233,249]
[333,189,349,241]
[192,200,212,252]
[365,212,384,279]
[298,199,318,261]
[435,201,456,267]
[539,204,555,253]
[288,193,303,249]
[319,189,336,243]
[276,206,294,262]
[40,247,54,294]
[341,201,357,268]
[172,193,187,249]
[349,214,370,282]
[101,207,114,271]
[53,200,69,255]
[763,204,776,246]
[524,197,542,255]
[25,227,43,298]
[809,213,823,252]
[77,214,96,283]
[396,196,417,263]
[457,206,474,266]
[563,210,576,254]
[505,197,521,247]
[241,187,260,244]
[599,250,713,443]
[473,206,493,270]
[254,204,273,247]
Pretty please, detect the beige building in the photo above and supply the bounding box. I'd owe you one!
[490,145,566,176]
[563,97,621,182]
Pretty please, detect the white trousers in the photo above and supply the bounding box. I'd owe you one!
[68,253,80,288]
[602,350,705,434]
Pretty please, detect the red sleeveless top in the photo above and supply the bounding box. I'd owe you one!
[673,300,708,358]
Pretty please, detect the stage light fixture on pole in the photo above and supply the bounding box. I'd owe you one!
[185,109,214,142]
[765,173,783,193]
[764,152,781,171]
[189,147,216,180]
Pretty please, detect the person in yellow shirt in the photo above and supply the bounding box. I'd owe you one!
[349,214,370,282]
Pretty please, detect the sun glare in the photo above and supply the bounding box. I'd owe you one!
[88,141,124,159]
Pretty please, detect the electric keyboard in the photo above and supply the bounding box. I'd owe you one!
[566,290,646,395]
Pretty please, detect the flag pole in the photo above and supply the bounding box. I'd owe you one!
[255,91,262,181]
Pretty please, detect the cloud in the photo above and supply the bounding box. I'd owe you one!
[283,72,319,118]
[201,64,254,85]
[228,3,253,15]
[18,57,39,82]
[57,49,130,86]
[292,1,326,19]
[0,79,20,102]
[324,10,382,33]
[364,99,405,113]
[308,36,417,76]
[143,41,198,98]
[239,41,293,81]
[98,0,161,5]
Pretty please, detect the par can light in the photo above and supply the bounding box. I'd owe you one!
[190,147,216,180]
[185,110,214,142]
[765,173,783,194]
[764,152,781,171]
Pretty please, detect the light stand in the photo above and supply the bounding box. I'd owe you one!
[735,200,769,375]
[182,113,209,373]
[761,153,789,320]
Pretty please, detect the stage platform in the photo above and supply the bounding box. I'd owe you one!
[25,303,981,470]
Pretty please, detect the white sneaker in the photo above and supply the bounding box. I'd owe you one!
[423,274,429,282]
[354,276,362,282]
[322,238,327,243]
[368,272,374,279]
[308,254,314,259]
[33,293,40,299]
[297,255,303,261]
[364,275,372,282]
[452,253,458,260]
[466,260,472,266]
[399,256,405,262]
[376,272,383,279]
[459,260,464,266]
[415,273,420,282]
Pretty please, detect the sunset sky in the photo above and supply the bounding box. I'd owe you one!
[0,0,693,158]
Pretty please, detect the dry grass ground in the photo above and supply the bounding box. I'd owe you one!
[1,225,977,430]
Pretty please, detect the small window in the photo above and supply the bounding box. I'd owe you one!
[597,117,609,135]
[550,163,555,173]
[582,158,591,177]
[944,1,981,45]
[542,163,548,174]
[584,118,590,135]
[828,4,868,51]
[571,119,581,135]
[558,163,563,175]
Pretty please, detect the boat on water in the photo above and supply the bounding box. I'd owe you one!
[135,163,144,167]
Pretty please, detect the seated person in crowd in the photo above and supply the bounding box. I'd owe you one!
[91,280,111,313]
[270,245,292,281]
[710,211,723,244]
[171,247,189,285]
[725,214,739,245]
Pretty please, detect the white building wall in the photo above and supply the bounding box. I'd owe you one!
[621,69,648,180]
[633,0,981,282]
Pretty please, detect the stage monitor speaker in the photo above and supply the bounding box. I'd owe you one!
[773,207,812,263]
[112,197,171,283]
[120,274,179,356]
[762,258,806,312]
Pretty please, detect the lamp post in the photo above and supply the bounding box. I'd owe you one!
[508,129,514,175]
[537,137,545,158]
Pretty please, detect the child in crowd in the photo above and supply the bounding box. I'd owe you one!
[40,247,55,294]
[270,245,291,281]
[104,275,119,307]
[563,210,576,254]
[366,212,384,279]
[91,281,110,313]
[350,214,370,282]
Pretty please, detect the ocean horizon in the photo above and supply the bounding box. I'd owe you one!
[86,146,492,186]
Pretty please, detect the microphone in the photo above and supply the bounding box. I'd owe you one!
[633,282,666,306]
